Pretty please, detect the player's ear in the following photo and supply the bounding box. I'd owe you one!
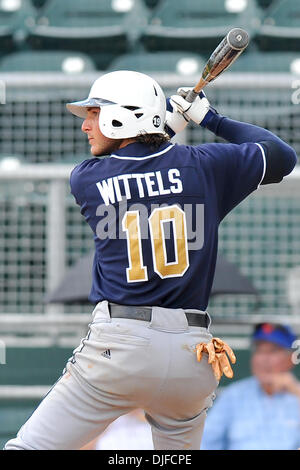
[287,351,295,370]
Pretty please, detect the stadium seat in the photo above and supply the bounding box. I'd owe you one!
[0,404,36,434]
[0,50,96,72]
[1,347,73,385]
[30,0,48,8]
[107,51,205,76]
[0,0,36,53]
[26,0,148,69]
[142,0,161,8]
[140,0,262,55]
[256,0,300,51]
[255,0,275,8]
[0,403,37,448]
[228,51,300,74]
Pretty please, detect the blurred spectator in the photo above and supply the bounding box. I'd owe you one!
[201,322,300,450]
[81,409,153,450]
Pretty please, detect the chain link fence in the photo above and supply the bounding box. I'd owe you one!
[0,72,299,320]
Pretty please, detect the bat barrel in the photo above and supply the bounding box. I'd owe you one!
[227,28,249,50]
[183,28,249,103]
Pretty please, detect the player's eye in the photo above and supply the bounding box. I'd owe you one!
[87,108,99,116]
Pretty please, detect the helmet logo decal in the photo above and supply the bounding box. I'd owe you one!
[153,115,161,128]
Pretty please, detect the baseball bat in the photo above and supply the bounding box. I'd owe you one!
[185,28,249,103]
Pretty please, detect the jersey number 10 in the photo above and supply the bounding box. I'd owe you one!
[122,205,190,282]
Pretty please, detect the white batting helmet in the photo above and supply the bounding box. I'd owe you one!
[66,70,166,139]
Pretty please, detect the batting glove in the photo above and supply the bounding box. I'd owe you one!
[165,97,190,138]
[195,337,236,382]
[170,87,217,127]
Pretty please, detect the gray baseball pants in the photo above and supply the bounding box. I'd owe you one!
[4,300,217,450]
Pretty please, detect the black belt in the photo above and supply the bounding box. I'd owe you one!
[109,303,209,328]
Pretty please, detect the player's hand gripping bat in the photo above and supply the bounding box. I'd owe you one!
[185,28,249,103]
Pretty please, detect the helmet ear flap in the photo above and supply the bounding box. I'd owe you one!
[99,104,166,139]
[99,105,137,138]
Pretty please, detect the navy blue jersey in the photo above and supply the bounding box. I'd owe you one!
[70,141,265,310]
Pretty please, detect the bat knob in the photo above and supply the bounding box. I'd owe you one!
[185,89,199,103]
[227,28,249,50]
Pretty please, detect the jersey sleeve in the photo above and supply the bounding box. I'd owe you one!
[70,164,84,206]
[198,142,266,221]
[70,158,99,206]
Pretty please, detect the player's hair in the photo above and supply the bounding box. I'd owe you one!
[136,133,170,151]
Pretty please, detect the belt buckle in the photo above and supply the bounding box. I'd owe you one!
[186,310,207,328]
[136,307,151,321]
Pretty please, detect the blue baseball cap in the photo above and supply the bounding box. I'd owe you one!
[253,323,297,350]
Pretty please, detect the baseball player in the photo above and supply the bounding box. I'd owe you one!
[4,71,297,450]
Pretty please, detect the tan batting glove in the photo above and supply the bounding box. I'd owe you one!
[195,337,236,381]
[170,87,211,125]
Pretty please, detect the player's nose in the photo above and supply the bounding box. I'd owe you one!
[81,118,91,133]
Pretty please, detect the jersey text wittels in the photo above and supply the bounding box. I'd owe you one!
[96,168,183,206]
